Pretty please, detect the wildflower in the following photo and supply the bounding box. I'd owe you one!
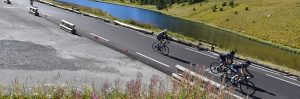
[90,92,99,99]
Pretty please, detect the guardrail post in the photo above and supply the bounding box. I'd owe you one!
[172,65,243,99]
[28,7,39,16]
[211,43,216,52]
[59,20,76,35]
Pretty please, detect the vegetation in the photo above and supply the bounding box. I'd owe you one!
[98,0,300,50]
[123,19,156,29]
[44,0,114,19]
[0,73,234,99]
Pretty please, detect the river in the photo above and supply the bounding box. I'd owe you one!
[59,0,300,71]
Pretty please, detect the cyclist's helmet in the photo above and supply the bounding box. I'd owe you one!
[243,60,251,67]
[230,51,235,56]
[163,29,168,34]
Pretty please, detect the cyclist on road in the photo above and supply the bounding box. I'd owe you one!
[30,0,34,6]
[230,60,254,86]
[219,51,235,69]
[156,29,169,50]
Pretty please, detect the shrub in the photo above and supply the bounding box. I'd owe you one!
[222,2,227,6]
[234,11,238,14]
[245,7,249,11]
[219,8,224,11]
[181,3,185,6]
[212,5,217,12]
[229,1,234,7]
[229,1,238,8]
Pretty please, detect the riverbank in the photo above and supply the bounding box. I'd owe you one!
[91,0,300,75]
[95,0,300,52]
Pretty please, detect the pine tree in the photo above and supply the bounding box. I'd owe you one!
[156,0,166,10]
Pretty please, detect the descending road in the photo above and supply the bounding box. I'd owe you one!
[0,0,169,89]
[10,0,300,98]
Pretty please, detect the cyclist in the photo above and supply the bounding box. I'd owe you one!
[219,51,235,69]
[30,0,34,6]
[230,60,254,86]
[156,29,169,50]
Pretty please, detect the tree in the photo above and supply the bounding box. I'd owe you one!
[156,0,166,10]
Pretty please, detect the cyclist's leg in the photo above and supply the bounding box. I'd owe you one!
[157,40,163,51]
[230,65,238,84]
[219,58,226,68]
[237,68,244,82]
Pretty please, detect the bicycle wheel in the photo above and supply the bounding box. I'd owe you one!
[210,62,220,74]
[240,81,256,96]
[161,45,169,55]
[220,73,230,85]
[152,42,160,52]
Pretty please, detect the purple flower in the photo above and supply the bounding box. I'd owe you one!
[91,92,99,99]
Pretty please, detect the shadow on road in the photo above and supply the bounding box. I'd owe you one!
[234,85,276,99]
[254,86,276,96]
[164,54,191,64]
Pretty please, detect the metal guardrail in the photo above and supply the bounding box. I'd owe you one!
[28,7,39,16]
[172,64,243,99]
[59,20,76,34]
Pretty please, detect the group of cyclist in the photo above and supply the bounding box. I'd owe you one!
[219,51,254,86]
[155,29,254,86]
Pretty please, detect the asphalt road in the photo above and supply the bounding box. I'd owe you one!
[0,0,169,89]
[9,0,300,98]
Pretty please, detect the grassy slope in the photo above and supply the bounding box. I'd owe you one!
[101,0,300,49]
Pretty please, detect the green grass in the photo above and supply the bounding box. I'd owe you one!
[0,73,234,99]
[43,0,115,19]
[97,0,300,53]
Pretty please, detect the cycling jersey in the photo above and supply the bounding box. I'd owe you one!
[219,53,234,64]
[157,32,168,41]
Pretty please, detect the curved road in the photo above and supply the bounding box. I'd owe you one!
[10,0,300,98]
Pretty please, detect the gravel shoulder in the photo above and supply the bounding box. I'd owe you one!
[0,1,168,88]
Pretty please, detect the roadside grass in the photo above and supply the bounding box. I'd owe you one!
[0,71,235,99]
[44,0,115,19]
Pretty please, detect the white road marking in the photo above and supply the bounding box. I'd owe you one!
[186,47,298,81]
[136,52,170,67]
[204,68,222,76]
[266,74,300,87]
[250,64,297,81]
[90,33,109,41]
[2,6,16,9]
[185,47,218,58]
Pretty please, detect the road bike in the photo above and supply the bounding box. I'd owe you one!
[210,59,229,74]
[152,40,170,55]
[221,72,256,96]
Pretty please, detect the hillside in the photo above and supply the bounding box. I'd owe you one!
[102,0,300,49]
